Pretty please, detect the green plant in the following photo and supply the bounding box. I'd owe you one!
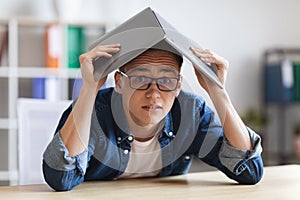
[241,107,267,132]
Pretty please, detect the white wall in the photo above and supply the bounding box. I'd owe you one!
[2,0,300,113]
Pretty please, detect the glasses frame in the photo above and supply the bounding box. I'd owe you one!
[118,70,180,92]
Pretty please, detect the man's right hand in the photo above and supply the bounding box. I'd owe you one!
[79,44,121,92]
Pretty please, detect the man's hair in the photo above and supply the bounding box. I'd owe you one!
[173,52,184,69]
[119,48,183,72]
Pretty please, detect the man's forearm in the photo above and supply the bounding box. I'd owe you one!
[60,86,98,156]
[209,87,252,150]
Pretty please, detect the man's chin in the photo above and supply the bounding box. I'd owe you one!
[134,117,163,127]
[129,110,164,126]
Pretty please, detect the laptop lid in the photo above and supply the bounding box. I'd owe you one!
[89,7,223,88]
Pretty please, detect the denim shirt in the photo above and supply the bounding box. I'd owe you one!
[43,88,263,191]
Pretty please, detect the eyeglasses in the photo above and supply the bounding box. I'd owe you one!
[118,71,180,91]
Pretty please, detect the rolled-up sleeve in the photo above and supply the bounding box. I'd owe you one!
[42,133,88,191]
[42,103,102,191]
[43,133,88,175]
[219,127,263,175]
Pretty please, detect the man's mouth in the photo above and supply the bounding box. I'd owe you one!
[142,105,162,110]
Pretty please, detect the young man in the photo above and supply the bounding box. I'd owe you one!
[43,44,263,191]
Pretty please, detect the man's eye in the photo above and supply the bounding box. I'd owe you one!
[133,76,146,83]
[159,78,171,84]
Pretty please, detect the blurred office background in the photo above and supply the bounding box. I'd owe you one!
[0,0,300,186]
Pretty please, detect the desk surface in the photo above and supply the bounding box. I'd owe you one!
[0,165,299,199]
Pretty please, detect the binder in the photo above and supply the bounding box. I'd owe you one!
[45,24,61,68]
[293,62,300,101]
[32,78,45,99]
[0,26,8,66]
[69,78,83,100]
[45,77,61,101]
[264,61,293,103]
[68,26,86,68]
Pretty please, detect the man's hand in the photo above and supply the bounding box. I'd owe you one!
[190,47,229,93]
[190,47,252,150]
[79,44,121,92]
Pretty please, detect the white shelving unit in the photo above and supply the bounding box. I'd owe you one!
[0,17,106,185]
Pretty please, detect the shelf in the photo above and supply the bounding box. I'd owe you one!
[18,67,59,78]
[263,48,300,165]
[0,67,82,79]
[0,118,17,129]
[1,67,82,79]
[0,67,9,77]
[1,16,108,28]
[1,17,43,25]
[0,118,9,129]
[0,171,18,182]
[0,16,106,186]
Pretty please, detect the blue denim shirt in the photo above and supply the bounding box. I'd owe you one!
[43,88,263,191]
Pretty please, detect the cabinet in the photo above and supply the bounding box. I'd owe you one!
[263,48,300,165]
[0,17,106,185]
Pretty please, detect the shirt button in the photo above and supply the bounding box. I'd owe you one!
[117,137,122,141]
[184,155,191,160]
[168,131,173,137]
[128,136,134,141]
[123,149,129,155]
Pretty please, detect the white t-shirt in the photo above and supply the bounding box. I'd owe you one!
[120,122,164,178]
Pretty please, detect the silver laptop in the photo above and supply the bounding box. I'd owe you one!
[89,7,223,88]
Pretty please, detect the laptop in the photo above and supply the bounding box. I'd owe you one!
[89,7,223,88]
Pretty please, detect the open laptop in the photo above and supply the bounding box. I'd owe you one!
[89,7,223,88]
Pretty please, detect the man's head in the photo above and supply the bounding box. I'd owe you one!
[114,49,183,127]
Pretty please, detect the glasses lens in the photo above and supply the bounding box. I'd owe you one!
[157,77,178,91]
[130,76,152,90]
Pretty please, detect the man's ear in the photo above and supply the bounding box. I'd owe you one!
[114,71,123,93]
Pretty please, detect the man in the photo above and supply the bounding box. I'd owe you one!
[43,43,263,191]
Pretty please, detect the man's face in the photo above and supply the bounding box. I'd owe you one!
[116,50,182,127]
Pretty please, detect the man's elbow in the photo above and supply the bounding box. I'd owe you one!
[238,157,264,185]
[42,160,79,191]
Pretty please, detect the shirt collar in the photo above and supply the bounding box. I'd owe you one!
[111,90,131,134]
[161,112,175,138]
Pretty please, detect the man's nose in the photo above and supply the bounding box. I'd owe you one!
[145,83,161,98]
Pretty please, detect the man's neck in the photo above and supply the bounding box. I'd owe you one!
[126,117,164,142]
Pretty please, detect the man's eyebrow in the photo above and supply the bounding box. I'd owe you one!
[127,67,150,73]
[159,68,178,75]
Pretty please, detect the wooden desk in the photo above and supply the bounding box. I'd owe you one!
[0,165,299,199]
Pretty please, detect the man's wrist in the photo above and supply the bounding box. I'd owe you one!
[207,84,227,99]
[80,85,98,98]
